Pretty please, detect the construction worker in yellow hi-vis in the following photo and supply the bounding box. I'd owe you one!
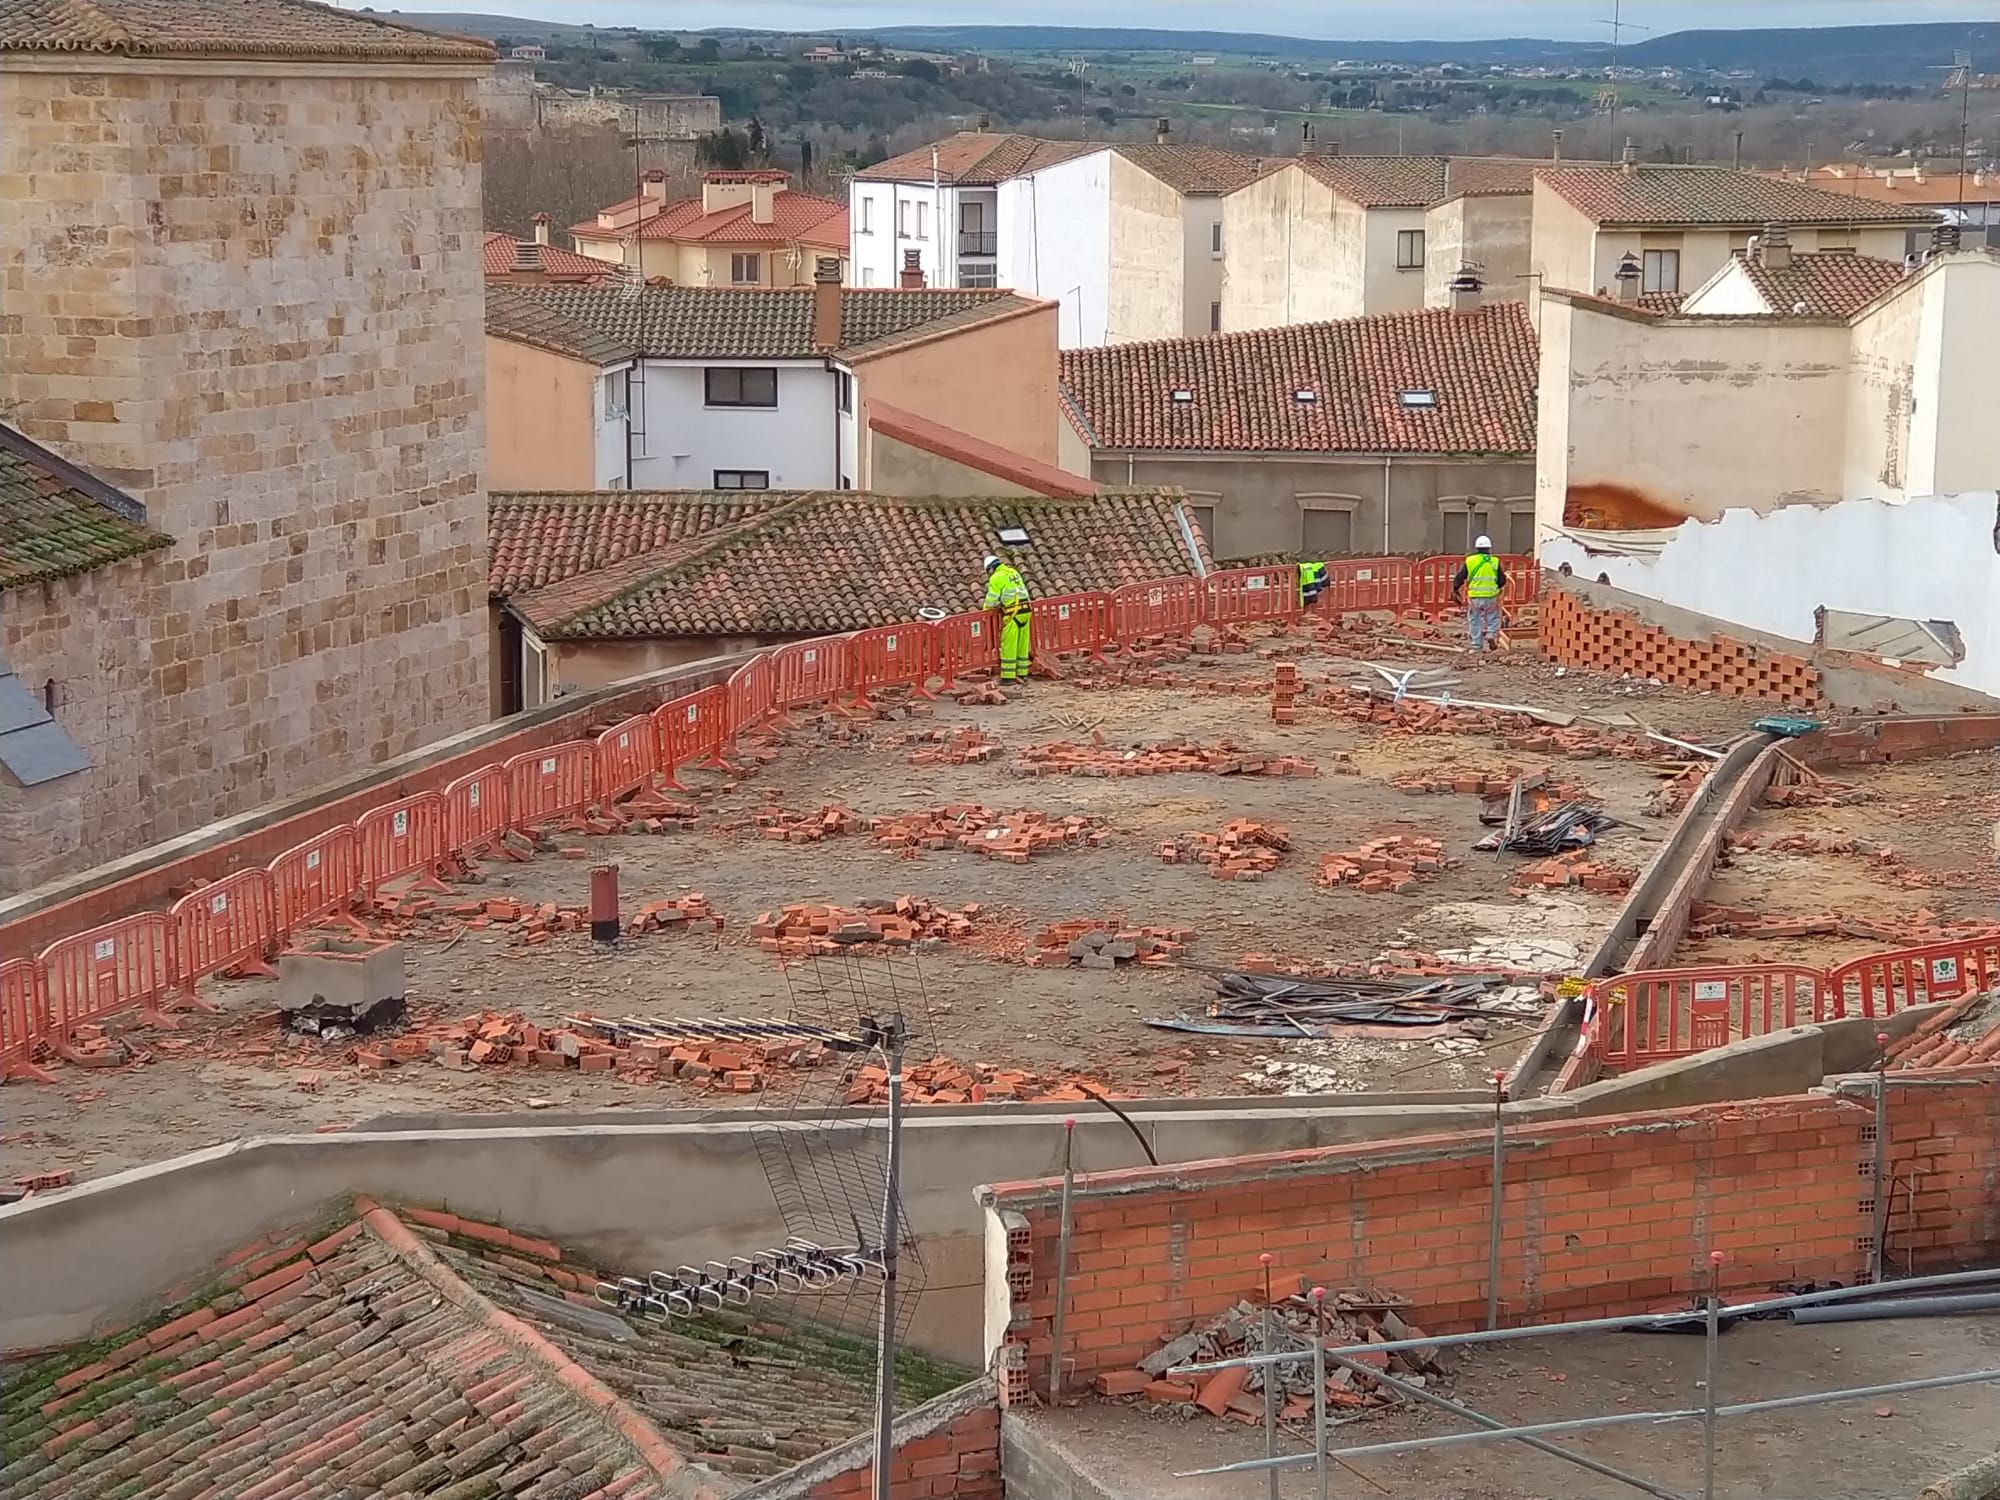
[1451,534,1508,651]
[982,553,1031,684]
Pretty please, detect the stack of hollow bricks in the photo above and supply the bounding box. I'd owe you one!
[803,1404,1000,1500]
[988,1088,2000,1399]
[1270,661,1300,725]
[1540,589,1826,709]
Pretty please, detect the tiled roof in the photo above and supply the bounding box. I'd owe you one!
[0,423,172,590]
[484,283,639,366]
[490,490,787,596]
[1637,291,1686,315]
[1764,166,2000,209]
[1112,144,1277,196]
[1058,302,1537,457]
[512,489,1205,640]
[1538,164,1939,227]
[1737,251,1910,318]
[481,231,613,280]
[854,132,1098,185]
[0,1200,953,1498]
[866,402,1099,499]
[1301,154,1544,208]
[0,0,493,61]
[485,282,1039,363]
[575,192,848,250]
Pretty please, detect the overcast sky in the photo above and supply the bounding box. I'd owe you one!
[395,1,1995,40]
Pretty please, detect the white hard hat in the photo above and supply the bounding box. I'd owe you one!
[1474,535,1493,551]
[982,554,1000,572]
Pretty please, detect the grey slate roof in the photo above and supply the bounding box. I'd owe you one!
[0,656,89,786]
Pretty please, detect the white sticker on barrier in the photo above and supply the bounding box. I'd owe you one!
[1246,577,1268,592]
[804,649,817,665]
[1932,957,1960,983]
[467,784,481,808]
[970,621,983,637]
[618,731,629,750]
[1693,980,1728,1001]
[210,893,229,915]
[686,704,700,723]
[1148,588,1164,606]
[93,938,116,962]
[1057,605,1072,621]
[392,810,409,838]
[885,634,898,652]
[1356,568,1374,581]
[306,850,321,872]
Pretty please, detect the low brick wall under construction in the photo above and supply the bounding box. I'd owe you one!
[1540,587,1826,708]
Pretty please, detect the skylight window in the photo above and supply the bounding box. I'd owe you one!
[1293,388,1318,403]
[1399,390,1438,409]
[996,526,1030,546]
[1169,388,1194,404]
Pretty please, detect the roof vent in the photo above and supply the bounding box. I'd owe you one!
[1613,250,1642,304]
[1399,390,1437,409]
[1619,137,1639,176]
[1170,388,1194,404]
[996,525,1030,546]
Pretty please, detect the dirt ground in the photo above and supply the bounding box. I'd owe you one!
[1678,748,2000,969]
[1035,1313,2000,1500]
[0,635,1934,1188]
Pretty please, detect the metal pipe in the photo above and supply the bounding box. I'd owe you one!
[1870,1036,1891,1283]
[1701,1253,1721,1500]
[1790,1292,2000,1325]
[870,1026,905,1500]
[1173,1368,2000,1476]
[1169,1266,2000,1377]
[1322,1351,1692,1500]
[1260,1255,1278,1500]
[1486,1071,1506,1330]
[1310,1287,1329,1500]
[1048,1119,1076,1399]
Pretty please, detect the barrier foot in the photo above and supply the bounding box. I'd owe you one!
[700,753,745,775]
[133,1007,185,1030]
[222,959,280,982]
[1,1056,58,1085]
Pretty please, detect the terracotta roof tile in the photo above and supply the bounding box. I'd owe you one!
[485,281,1037,362]
[0,423,172,589]
[481,231,613,281]
[572,191,847,249]
[1538,164,1939,227]
[490,490,787,596]
[1300,154,1544,208]
[1763,165,2000,209]
[1059,303,1536,456]
[1112,144,1278,196]
[517,488,1203,640]
[0,0,493,61]
[854,132,1098,185]
[1737,250,1910,318]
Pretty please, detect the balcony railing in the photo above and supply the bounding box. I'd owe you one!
[957,230,997,256]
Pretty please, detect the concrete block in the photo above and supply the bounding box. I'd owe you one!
[278,938,406,1028]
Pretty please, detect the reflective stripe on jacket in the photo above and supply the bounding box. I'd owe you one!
[984,565,1029,613]
[1463,553,1502,599]
[1298,561,1327,589]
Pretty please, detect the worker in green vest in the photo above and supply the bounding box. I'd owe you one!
[1451,535,1508,651]
[1297,559,1329,611]
[982,554,1032,684]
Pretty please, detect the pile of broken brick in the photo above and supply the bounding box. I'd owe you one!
[1315,836,1452,894]
[1017,737,1318,779]
[1887,994,2000,1070]
[904,726,1002,765]
[1159,820,1289,881]
[1030,919,1196,969]
[869,806,1106,863]
[1684,905,1999,949]
[841,1056,1120,1106]
[353,893,721,948]
[1098,1291,1455,1426]
[1723,830,1947,890]
[749,899,984,955]
[1510,849,1635,897]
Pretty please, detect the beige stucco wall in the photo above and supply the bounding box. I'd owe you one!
[547,633,779,692]
[1106,153,1188,343]
[869,431,1043,499]
[1219,164,1368,328]
[854,304,1061,485]
[1058,418,1094,479]
[1363,204,1428,314]
[1426,195,1533,307]
[486,338,604,491]
[1531,181,1602,295]
[1916,254,2000,497]
[572,232,837,287]
[1841,275,1924,502]
[1183,197,1225,336]
[0,57,490,895]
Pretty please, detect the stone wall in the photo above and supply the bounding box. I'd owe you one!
[0,59,492,895]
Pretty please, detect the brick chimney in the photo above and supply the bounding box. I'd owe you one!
[898,249,925,288]
[510,238,542,274]
[1756,222,1793,271]
[1155,117,1171,145]
[531,212,551,245]
[812,256,843,349]
[1619,138,1638,176]
[641,167,668,203]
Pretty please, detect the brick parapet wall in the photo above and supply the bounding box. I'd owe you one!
[736,1380,1001,1500]
[984,1082,2000,1396]
[1540,588,1826,708]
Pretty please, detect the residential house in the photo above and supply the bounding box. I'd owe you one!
[1058,298,1538,560]
[482,219,613,283]
[1532,150,1938,306]
[487,487,1204,706]
[1763,164,2000,249]
[483,261,1062,494]
[570,170,848,287]
[0,0,493,895]
[1535,244,1999,537]
[1220,154,1546,327]
[847,128,1278,345]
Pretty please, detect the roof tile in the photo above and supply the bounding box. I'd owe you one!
[574,191,848,249]
[489,491,785,595]
[0,423,173,590]
[0,0,493,61]
[854,132,1099,185]
[1059,302,1536,456]
[481,231,613,281]
[1301,154,1545,208]
[1737,250,1910,318]
[1539,164,1939,227]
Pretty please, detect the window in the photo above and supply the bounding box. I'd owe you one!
[858,197,875,234]
[959,201,995,256]
[601,369,627,422]
[730,252,762,285]
[958,262,998,288]
[1301,507,1354,556]
[1209,301,1222,332]
[915,201,929,240]
[1505,504,1536,557]
[705,367,778,408]
[1397,228,1425,270]
[1188,505,1216,545]
[836,370,853,414]
[859,266,877,287]
[1399,390,1437,409]
[1439,500,1495,558]
[714,469,770,489]
[897,199,913,238]
[1210,221,1223,258]
[1642,248,1681,294]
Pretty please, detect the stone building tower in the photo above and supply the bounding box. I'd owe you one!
[0,0,495,894]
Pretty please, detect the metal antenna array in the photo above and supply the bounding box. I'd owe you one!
[594,1238,881,1321]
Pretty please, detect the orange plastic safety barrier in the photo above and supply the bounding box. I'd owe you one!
[1826,937,2000,1020]
[1110,577,1203,642]
[39,911,180,1033]
[770,635,851,712]
[1029,593,1114,665]
[847,623,937,706]
[1317,557,1420,616]
[1585,964,1825,1075]
[1411,554,1540,621]
[723,655,773,748]
[653,685,728,789]
[1204,567,1300,629]
[934,610,999,687]
[357,790,449,898]
[268,824,362,935]
[170,867,277,1002]
[595,717,658,805]
[442,763,518,863]
[505,741,596,836]
[0,957,55,1083]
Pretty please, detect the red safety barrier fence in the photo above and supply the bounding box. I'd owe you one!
[1110,577,1203,643]
[170,867,277,1001]
[39,911,179,1033]
[357,790,448,899]
[1586,965,1827,1074]
[1029,593,1114,664]
[505,741,595,836]
[1317,557,1420,616]
[934,610,998,687]
[595,717,657,806]
[654,685,728,789]
[1826,937,2000,1020]
[847,623,936,704]
[443,763,516,863]
[1411,554,1540,622]
[722,655,773,748]
[268,824,361,935]
[770,635,851,712]
[1204,567,1300,629]
[0,957,54,1083]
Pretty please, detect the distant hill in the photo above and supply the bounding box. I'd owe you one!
[1623,23,1997,87]
[830,26,1583,68]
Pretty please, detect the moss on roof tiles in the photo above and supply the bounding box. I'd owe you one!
[0,426,172,590]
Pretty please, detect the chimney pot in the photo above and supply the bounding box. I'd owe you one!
[899,248,926,288]
[1613,251,1641,304]
[812,256,843,349]
[1551,128,1564,163]
[1448,261,1483,313]
[531,212,551,245]
[977,114,991,132]
[1155,117,1171,144]
[1620,137,1639,175]
[1300,120,1316,156]
[1758,222,1793,271]
[510,238,542,274]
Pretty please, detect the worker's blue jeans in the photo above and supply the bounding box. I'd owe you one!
[1468,598,1503,651]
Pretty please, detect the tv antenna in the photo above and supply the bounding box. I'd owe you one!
[1929,50,1975,219]
[1595,0,1653,142]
